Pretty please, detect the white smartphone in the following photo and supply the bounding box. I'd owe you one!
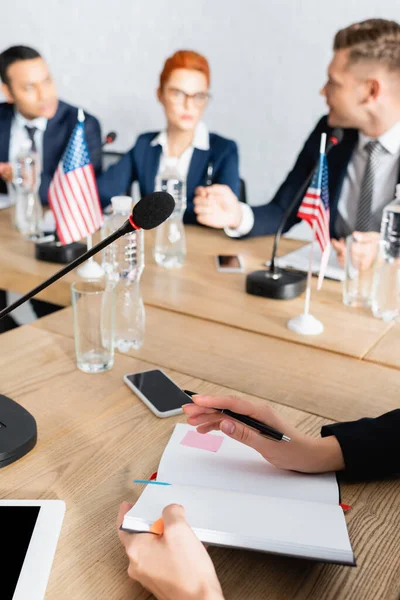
[215,254,244,273]
[124,369,192,418]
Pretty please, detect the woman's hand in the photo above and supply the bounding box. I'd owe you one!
[183,395,344,473]
[117,502,224,600]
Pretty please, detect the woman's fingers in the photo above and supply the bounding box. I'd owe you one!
[196,422,222,434]
[187,413,223,427]
[182,404,216,417]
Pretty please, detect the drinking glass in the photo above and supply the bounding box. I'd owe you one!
[71,279,115,373]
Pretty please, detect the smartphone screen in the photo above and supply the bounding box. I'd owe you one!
[216,255,243,270]
[125,370,192,413]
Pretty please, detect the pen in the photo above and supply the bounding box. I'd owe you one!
[206,162,213,186]
[183,390,291,443]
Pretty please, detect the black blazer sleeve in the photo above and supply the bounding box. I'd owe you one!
[247,117,328,237]
[321,409,400,480]
[213,140,240,198]
[84,114,102,177]
[97,148,138,209]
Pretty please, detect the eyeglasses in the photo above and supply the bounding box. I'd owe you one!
[165,87,211,107]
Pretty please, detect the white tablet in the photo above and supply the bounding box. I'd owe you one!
[0,499,65,600]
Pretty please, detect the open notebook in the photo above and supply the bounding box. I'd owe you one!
[123,424,355,565]
[265,243,345,282]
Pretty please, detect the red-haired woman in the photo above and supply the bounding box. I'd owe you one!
[98,50,240,225]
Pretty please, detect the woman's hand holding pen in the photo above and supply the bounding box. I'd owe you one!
[193,184,242,229]
[183,395,345,473]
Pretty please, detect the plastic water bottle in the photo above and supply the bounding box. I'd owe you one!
[371,185,400,321]
[13,140,43,237]
[102,196,145,351]
[153,158,186,268]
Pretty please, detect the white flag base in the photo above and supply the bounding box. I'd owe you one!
[76,259,105,279]
[287,313,324,336]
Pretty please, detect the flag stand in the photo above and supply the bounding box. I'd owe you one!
[287,220,324,335]
[287,132,327,336]
[76,234,105,279]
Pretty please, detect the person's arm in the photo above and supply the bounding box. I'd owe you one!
[184,395,345,473]
[248,117,326,237]
[0,162,13,182]
[97,148,137,209]
[117,503,224,600]
[193,141,246,232]
[321,409,400,480]
[184,396,400,479]
[194,117,327,237]
[84,115,102,177]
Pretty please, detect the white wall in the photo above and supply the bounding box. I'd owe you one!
[0,0,398,206]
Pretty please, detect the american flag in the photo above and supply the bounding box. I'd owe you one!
[297,143,331,287]
[48,112,103,245]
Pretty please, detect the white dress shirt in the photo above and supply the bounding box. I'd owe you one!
[7,110,47,194]
[336,120,400,236]
[150,120,209,180]
[151,121,252,234]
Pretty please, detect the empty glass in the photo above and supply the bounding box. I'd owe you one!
[71,280,115,373]
[343,234,379,308]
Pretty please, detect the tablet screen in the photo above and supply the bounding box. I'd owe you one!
[2,506,40,600]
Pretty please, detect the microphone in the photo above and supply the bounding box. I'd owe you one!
[246,128,344,300]
[0,191,175,321]
[102,131,117,147]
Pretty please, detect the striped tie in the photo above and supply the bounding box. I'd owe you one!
[355,140,386,232]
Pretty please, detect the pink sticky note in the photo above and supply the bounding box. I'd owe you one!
[180,430,224,453]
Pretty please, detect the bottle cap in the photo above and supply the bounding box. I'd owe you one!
[111,195,132,213]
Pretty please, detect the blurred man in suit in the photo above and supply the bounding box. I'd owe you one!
[194,19,400,263]
[0,45,102,329]
[0,45,102,205]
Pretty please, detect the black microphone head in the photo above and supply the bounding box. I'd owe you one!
[326,128,344,153]
[131,192,175,230]
[105,131,117,144]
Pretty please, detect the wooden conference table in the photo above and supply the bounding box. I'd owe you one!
[0,207,399,599]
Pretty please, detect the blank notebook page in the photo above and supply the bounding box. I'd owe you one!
[157,424,339,505]
[125,484,354,564]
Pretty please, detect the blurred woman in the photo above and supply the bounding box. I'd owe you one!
[97,50,240,224]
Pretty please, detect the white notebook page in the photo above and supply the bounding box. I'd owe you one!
[157,424,339,505]
[273,243,345,282]
[124,484,354,564]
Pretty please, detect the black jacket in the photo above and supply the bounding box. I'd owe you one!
[321,409,400,480]
[0,100,102,205]
[249,115,400,238]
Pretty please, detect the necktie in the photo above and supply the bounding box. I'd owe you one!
[355,140,386,232]
[25,125,38,153]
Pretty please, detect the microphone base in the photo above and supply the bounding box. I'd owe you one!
[0,394,37,468]
[246,269,307,300]
[35,241,87,265]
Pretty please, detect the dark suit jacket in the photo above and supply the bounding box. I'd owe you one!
[249,115,400,238]
[0,100,102,205]
[97,131,240,223]
[321,409,400,480]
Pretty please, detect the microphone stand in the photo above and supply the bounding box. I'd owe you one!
[0,191,174,468]
[0,220,131,322]
[245,168,315,300]
[0,220,127,469]
[246,129,343,300]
